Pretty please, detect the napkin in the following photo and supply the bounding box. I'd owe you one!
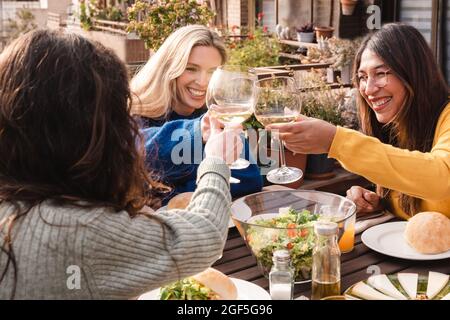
[354,211,396,234]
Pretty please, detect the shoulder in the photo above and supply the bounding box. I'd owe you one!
[436,101,450,130]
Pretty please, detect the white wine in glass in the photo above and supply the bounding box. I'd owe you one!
[255,76,302,184]
[206,65,256,170]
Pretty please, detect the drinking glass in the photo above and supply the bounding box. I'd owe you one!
[254,76,302,184]
[206,65,256,169]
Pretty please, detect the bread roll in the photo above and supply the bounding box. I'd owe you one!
[193,268,238,300]
[167,192,194,210]
[404,211,450,254]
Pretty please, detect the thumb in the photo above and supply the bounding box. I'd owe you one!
[363,191,379,203]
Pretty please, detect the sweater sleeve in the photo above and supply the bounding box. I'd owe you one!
[328,106,450,201]
[81,157,231,299]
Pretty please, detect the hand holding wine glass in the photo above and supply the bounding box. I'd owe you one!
[255,76,302,184]
[206,65,256,170]
[204,116,244,165]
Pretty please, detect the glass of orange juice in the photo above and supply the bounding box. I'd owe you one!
[317,203,356,253]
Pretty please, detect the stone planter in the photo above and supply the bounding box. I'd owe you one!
[82,30,150,64]
[341,0,358,16]
[297,32,315,43]
[305,153,336,180]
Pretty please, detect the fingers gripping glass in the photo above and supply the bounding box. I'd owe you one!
[255,77,303,184]
[206,65,256,170]
[358,69,390,90]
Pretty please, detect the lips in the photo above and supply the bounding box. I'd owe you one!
[370,97,392,111]
[187,87,206,98]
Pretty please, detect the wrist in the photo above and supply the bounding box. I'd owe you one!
[325,124,337,153]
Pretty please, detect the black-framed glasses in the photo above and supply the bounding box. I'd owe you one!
[358,69,391,90]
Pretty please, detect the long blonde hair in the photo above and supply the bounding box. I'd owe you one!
[130,25,227,119]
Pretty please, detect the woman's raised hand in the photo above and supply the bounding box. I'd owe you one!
[266,115,337,154]
[204,116,243,164]
[346,186,383,214]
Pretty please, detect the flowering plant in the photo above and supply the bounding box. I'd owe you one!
[226,13,280,68]
[127,0,214,50]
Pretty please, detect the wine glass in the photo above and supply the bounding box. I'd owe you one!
[254,76,303,184]
[206,65,256,170]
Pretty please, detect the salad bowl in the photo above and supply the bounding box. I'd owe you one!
[231,190,356,283]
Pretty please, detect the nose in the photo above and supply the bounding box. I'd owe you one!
[195,71,209,88]
[363,77,380,96]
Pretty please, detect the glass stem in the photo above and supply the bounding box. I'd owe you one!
[273,130,287,169]
[278,138,287,169]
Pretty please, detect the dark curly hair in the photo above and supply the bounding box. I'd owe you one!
[0,29,169,298]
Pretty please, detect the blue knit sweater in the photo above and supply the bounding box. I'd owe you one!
[139,109,263,204]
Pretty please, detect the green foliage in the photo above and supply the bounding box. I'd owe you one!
[299,71,347,126]
[226,27,281,68]
[78,0,124,31]
[8,9,37,40]
[242,114,264,130]
[127,0,214,51]
[79,2,92,30]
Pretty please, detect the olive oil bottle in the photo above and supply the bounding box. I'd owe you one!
[311,221,341,300]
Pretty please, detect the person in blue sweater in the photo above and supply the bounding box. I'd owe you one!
[130,25,263,204]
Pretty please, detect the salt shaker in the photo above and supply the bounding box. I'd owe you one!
[269,249,295,300]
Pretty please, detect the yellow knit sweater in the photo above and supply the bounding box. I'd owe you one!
[329,103,450,220]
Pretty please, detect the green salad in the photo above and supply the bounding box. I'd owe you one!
[246,207,318,281]
[159,278,219,300]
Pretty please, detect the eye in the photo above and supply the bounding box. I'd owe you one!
[357,74,367,82]
[185,66,197,72]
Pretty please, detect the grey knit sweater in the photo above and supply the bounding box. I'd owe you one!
[0,157,231,299]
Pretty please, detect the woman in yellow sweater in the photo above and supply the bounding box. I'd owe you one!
[267,23,450,219]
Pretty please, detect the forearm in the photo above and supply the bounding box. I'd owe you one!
[84,157,231,299]
[329,126,450,200]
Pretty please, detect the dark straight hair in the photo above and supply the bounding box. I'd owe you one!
[353,23,449,215]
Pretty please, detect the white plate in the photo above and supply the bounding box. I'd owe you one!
[157,205,235,228]
[138,278,271,300]
[361,222,450,260]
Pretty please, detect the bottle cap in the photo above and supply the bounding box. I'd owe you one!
[314,221,338,236]
[272,249,291,263]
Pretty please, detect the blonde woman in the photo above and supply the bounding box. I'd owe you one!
[131,25,262,204]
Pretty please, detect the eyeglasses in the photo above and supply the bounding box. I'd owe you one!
[358,69,391,90]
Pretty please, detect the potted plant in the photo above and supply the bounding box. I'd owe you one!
[296,23,315,43]
[340,0,358,16]
[226,26,281,67]
[327,37,362,84]
[314,26,334,40]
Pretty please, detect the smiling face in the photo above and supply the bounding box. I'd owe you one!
[173,46,223,116]
[358,49,408,124]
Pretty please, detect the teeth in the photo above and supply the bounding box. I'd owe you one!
[373,97,391,107]
[188,88,206,97]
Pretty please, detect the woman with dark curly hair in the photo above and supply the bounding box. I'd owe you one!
[0,29,242,299]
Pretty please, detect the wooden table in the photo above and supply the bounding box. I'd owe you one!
[213,224,450,299]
